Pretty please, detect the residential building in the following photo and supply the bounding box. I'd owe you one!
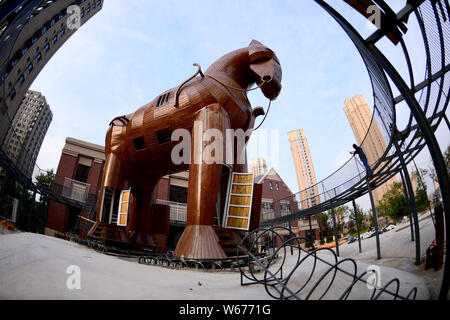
[288,129,320,209]
[250,157,267,176]
[45,137,105,236]
[3,90,52,178]
[255,167,320,246]
[1,0,104,144]
[344,94,397,205]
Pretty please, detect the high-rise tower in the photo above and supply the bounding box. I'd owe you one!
[4,90,52,178]
[250,157,267,176]
[288,129,320,209]
[344,94,397,205]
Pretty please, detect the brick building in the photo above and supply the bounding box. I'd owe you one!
[45,137,105,236]
[255,167,320,246]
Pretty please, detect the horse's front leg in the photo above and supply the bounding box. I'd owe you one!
[174,103,231,260]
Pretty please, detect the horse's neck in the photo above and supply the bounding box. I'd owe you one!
[205,48,253,89]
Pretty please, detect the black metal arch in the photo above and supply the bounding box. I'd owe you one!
[261,0,449,299]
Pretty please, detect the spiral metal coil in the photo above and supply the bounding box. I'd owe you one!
[237,227,418,300]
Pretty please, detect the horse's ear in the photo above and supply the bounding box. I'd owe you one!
[248,40,274,63]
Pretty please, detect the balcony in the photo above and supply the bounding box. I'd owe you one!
[155,199,187,223]
[50,176,98,207]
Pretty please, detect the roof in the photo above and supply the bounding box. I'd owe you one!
[254,167,294,194]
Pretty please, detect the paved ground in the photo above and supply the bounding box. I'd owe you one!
[333,211,444,299]
[0,210,444,300]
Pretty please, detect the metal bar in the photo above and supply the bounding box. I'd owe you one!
[367,178,381,260]
[238,244,300,300]
[399,168,416,242]
[0,171,8,218]
[288,220,293,255]
[331,207,339,257]
[352,199,362,253]
[367,42,450,298]
[308,215,313,244]
[444,113,450,131]
[27,190,36,232]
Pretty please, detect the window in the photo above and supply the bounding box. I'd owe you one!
[35,52,41,63]
[156,129,172,144]
[26,63,33,74]
[44,43,50,53]
[280,202,290,212]
[52,35,57,44]
[11,58,18,68]
[60,28,65,37]
[170,185,188,203]
[75,163,90,183]
[18,75,24,86]
[275,182,279,191]
[9,88,16,99]
[269,182,273,190]
[156,92,171,107]
[133,136,146,151]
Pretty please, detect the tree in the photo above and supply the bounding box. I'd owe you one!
[347,204,366,235]
[376,182,408,222]
[410,168,430,212]
[35,169,55,191]
[326,205,349,234]
[445,145,450,175]
[316,211,332,238]
[415,187,429,212]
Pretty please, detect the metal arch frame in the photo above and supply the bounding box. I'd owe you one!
[261,0,449,299]
[317,0,450,300]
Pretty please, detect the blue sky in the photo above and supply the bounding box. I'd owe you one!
[31,0,449,210]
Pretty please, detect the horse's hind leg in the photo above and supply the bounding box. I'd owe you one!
[174,103,231,260]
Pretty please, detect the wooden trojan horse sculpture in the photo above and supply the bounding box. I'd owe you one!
[96,40,282,259]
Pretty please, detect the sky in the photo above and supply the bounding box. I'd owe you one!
[30,0,449,211]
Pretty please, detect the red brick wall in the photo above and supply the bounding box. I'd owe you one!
[260,178,299,228]
[46,153,78,232]
[261,178,292,201]
[46,154,104,234]
[46,201,68,232]
[55,153,78,179]
[86,161,104,187]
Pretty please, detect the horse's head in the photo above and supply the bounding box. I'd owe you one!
[248,40,282,100]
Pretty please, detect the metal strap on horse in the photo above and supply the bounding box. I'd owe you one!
[174,63,273,130]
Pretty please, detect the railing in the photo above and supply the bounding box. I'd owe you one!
[155,199,187,223]
[262,0,449,227]
[34,167,99,207]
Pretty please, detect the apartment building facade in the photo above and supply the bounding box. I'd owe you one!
[288,129,320,209]
[3,90,52,178]
[344,94,397,205]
